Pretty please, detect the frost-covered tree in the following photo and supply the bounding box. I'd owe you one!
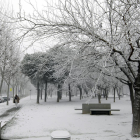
[48,45,75,102]
[0,23,21,98]
[21,53,42,103]
[21,52,56,103]
[36,52,55,102]
[0,2,22,98]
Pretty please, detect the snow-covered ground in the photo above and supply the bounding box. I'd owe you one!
[0,94,137,140]
[0,97,19,127]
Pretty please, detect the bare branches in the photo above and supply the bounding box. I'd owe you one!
[12,0,140,89]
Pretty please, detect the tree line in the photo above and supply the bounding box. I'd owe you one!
[0,2,30,105]
[20,43,123,104]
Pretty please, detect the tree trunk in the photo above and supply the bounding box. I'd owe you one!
[37,81,40,104]
[20,86,21,96]
[132,62,140,136]
[57,84,61,102]
[83,88,88,95]
[103,89,105,98]
[97,89,101,103]
[118,88,120,100]
[44,81,47,102]
[105,88,108,100]
[59,84,62,100]
[114,87,115,102]
[68,83,71,101]
[40,88,42,100]
[0,77,4,96]
[12,86,15,99]
[16,85,18,95]
[6,83,10,105]
[98,94,101,103]
[0,61,6,96]
[21,87,23,95]
[77,85,82,100]
[128,83,134,114]
[76,88,77,96]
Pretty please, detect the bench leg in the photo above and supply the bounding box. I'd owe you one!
[109,111,111,115]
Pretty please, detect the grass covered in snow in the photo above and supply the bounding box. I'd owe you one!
[1,94,136,140]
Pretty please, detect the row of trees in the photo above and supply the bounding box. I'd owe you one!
[0,3,29,105]
[21,45,79,103]
[21,43,123,103]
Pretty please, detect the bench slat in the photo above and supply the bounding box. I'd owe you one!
[90,109,120,111]
[75,109,82,110]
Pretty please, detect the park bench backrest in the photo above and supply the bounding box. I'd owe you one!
[82,103,111,114]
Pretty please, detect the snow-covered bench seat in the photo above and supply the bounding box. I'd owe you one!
[90,109,120,115]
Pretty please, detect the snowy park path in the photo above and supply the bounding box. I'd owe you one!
[0,95,135,140]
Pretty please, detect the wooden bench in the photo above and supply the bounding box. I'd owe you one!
[75,103,120,115]
[90,109,120,115]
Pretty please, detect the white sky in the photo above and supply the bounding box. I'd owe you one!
[2,0,56,54]
[2,0,104,54]
[6,0,47,13]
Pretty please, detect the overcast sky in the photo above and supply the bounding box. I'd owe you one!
[3,0,55,54]
[3,0,102,54]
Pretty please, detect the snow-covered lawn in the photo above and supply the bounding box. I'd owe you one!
[1,94,136,140]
